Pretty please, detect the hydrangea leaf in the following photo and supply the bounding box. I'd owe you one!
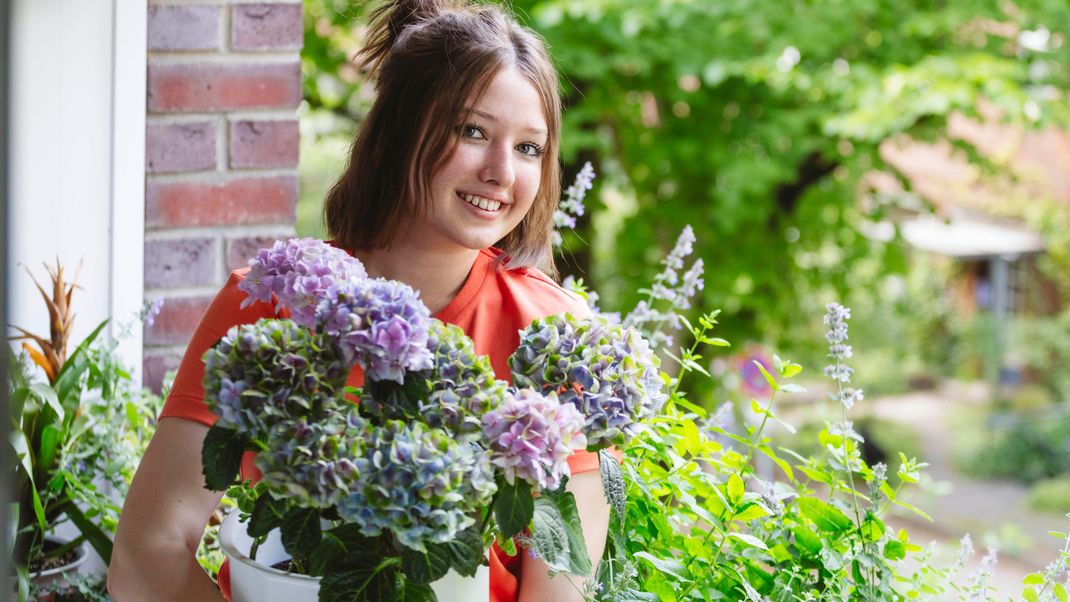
[248,493,288,538]
[201,425,247,491]
[310,524,381,576]
[444,524,484,577]
[281,506,322,560]
[529,499,571,574]
[599,449,626,521]
[543,485,593,576]
[319,561,397,602]
[494,477,533,539]
[400,542,451,585]
[396,579,436,602]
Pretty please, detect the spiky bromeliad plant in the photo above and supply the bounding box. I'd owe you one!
[201,237,665,602]
[8,262,163,601]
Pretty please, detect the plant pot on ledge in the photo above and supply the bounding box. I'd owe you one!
[218,511,490,602]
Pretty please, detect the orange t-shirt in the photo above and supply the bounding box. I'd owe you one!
[159,247,597,602]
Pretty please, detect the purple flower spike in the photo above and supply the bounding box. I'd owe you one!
[238,238,367,327]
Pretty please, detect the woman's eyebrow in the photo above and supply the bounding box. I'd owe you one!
[467,108,547,136]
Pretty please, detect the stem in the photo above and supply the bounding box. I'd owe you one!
[833,364,869,598]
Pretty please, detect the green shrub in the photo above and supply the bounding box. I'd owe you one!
[957,410,1070,484]
[1028,476,1070,514]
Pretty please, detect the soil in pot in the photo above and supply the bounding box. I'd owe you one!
[28,540,83,574]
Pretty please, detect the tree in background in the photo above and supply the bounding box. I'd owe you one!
[302,0,1070,351]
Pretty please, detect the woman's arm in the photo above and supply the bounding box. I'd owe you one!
[108,417,227,602]
[517,470,610,602]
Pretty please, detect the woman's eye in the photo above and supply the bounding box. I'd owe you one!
[460,124,485,140]
[517,142,544,158]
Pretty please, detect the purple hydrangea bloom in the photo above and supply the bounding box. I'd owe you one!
[510,314,666,449]
[337,420,496,551]
[238,238,367,328]
[482,389,586,491]
[317,278,433,383]
[255,408,365,508]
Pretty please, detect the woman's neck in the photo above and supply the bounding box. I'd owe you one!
[355,246,480,315]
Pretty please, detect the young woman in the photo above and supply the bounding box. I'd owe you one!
[108,1,609,601]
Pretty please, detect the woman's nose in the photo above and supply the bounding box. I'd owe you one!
[479,143,515,188]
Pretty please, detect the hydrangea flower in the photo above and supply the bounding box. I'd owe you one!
[255,408,365,508]
[482,388,586,490]
[317,278,434,383]
[337,420,496,551]
[421,321,508,438]
[510,313,666,449]
[203,319,348,437]
[238,238,367,327]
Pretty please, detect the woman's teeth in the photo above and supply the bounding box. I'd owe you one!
[462,193,501,212]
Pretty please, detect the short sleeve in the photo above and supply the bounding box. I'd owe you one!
[566,447,623,474]
[158,270,276,425]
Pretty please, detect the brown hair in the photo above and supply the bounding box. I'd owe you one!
[323,0,562,275]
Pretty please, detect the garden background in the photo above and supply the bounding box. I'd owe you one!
[5,0,1070,599]
[296,0,1070,596]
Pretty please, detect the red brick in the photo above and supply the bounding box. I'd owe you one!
[148,5,222,52]
[146,121,216,173]
[226,235,283,272]
[148,62,301,113]
[143,351,183,395]
[144,295,214,347]
[146,176,297,228]
[145,238,217,288]
[231,4,303,51]
[229,120,299,169]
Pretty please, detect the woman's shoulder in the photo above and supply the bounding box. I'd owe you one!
[481,248,591,319]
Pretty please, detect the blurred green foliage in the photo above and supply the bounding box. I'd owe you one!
[300,0,1070,350]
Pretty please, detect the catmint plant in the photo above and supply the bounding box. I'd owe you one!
[624,225,705,349]
[552,162,595,247]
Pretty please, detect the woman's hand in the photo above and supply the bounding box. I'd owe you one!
[517,470,610,602]
[108,418,227,602]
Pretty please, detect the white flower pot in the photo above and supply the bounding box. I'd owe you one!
[29,537,88,589]
[219,511,489,602]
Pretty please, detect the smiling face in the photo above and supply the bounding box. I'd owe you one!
[412,67,549,254]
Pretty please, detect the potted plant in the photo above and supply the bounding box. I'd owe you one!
[8,262,162,601]
[202,238,666,601]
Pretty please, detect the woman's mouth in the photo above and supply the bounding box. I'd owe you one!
[458,192,503,213]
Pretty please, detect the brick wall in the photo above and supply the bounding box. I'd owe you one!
[144,1,303,392]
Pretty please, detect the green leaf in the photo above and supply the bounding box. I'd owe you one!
[1054,582,1067,602]
[29,384,62,422]
[401,542,451,584]
[529,498,571,574]
[728,532,768,550]
[634,552,691,582]
[892,499,933,522]
[1023,573,1045,585]
[65,500,114,564]
[397,579,436,602]
[726,474,744,506]
[443,524,483,577]
[319,560,398,602]
[791,526,821,560]
[1024,587,1040,602]
[884,540,907,561]
[542,489,592,576]
[201,425,247,491]
[779,383,807,394]
[309,532,347,577]
[248,493,287,538]
[752,360,778,392]
[281,506,321,560]
[599,449,626,521]
[311,524,380,576]
[494,478,533,539]
[10,433,46,533]
[757,445,794,482]
[796,497,853,533]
